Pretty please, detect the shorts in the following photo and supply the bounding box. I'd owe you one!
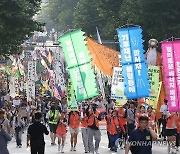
[165,129,178,137]
[56,134,66,138]
[49,124,57,133]
[69,127,79,134]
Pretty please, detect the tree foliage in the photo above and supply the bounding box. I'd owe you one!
[0,0,43,55]
[34,0,180,46]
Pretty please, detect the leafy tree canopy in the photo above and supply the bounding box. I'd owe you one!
[38,0,180,47]
[0,0,43,55]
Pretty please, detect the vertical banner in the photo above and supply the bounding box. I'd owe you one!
[14,77,19,97]
[67,80,78,111]
[53,50,66,92]
[148,66,160,108]
[68,63,98,101]
[27,61,36,102]
[117,26,150,99]
[59,30,98,101]
[111,67,124,100]
[9,77,19,98]
[162,41,179,112]
[48,69,61,100]
[173,41,180,111]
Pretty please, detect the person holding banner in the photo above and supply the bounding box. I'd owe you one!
[56,112,67,153]
[68,111,80,152]
[108,110,125,152]
[81,108,89,153]
[86,104,103,154]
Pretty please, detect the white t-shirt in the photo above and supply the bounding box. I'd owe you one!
[0,118,9,132]
[160,104,168,115]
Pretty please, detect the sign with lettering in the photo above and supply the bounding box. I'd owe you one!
[59,30,98,101]
[162,41,180,112]
[117,26,150,99]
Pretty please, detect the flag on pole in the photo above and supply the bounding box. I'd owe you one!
[96,27,105,99]
[96,27,102,44]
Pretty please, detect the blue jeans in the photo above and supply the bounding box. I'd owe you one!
[109,133,120,151]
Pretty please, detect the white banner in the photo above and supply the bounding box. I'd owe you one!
[53,48,66,91]
[27,61,36,102]
[9,77,19,98]
[111,67,124,100]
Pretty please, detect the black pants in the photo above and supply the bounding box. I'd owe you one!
[31,144,45,154]
[161,118,167,138]
[128,123,135,136]
[176,133,179,147]
[15,128,22,146]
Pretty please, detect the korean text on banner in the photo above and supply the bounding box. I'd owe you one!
[59,30,98,101]
[68,63,98,101]
[162,41,179,112]
[173,41,180,111]
[111,67,124,100]
[27,61,36,102]
[67,80,78,111]
[148,66,160,109]
[59,30,91,69]
[117,26,150,99]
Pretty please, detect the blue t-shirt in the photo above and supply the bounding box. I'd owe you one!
[128,128,152,154]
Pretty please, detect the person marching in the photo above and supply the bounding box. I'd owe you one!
[127,102,136,136]
[108,110,125,152]
[9,105,18,137]
[48,103,60,145]
[165,111,179,154]
[136,105,147,127]
[147,106,155,130]
[160,98,168,140]
[56,112,67,153]
[81,108,89,153]
[14,112,24,148]
[118,106,128,148]
[125,116,157,154]
[86,104,103,154]
[27,112,49,154]
[105,108,113,150]
[68,110,80,151]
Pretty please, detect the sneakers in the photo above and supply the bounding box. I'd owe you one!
[58,145,61,151]
[70,147,73,151]
[95,150,100,154]
[73,147,76,151]
[61,146,64,153]
[51,142,56,146]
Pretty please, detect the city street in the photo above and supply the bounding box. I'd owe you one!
[8,126,168,154]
